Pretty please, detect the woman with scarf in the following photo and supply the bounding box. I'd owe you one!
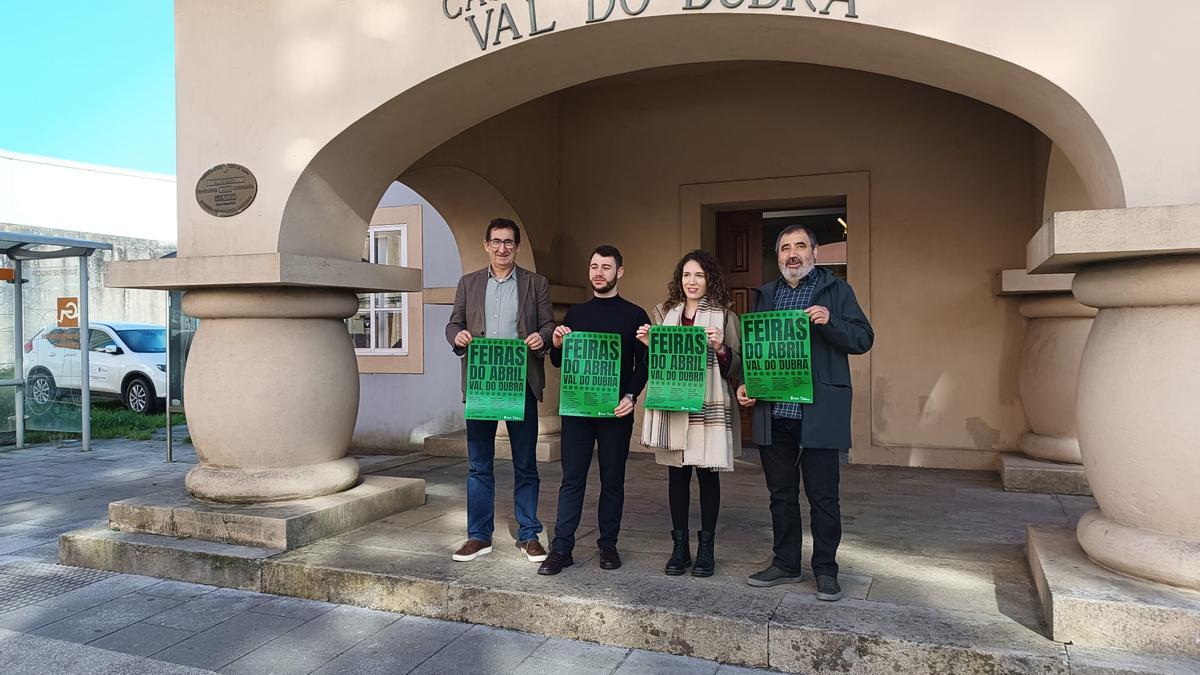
[636,249,742,577]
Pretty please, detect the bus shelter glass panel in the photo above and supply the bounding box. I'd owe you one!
[21,258,83,433]
[1,276,15,435]
[168,290,198,407]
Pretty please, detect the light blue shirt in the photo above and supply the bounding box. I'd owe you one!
[485,267,520,339]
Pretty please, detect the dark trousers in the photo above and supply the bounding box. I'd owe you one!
[551,415,634,554]
[668,465,720,532]
[761,417,842,577]
[465,387,542,543]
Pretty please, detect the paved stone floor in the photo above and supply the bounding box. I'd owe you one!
[356,447,1097,635]
[0,438,778,674]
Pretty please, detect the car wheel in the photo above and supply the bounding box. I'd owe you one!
[124,376,157,415]
[27,371,58,414]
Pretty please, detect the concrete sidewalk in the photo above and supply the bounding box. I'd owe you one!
[0,440,775,674]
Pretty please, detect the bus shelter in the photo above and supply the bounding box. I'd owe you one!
[1,232,112,451]
[162,252,198,462]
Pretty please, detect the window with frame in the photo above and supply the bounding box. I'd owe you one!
[350,224,409,355]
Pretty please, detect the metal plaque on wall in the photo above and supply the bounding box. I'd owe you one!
[195,164,257,217]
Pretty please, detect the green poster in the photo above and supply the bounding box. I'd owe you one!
[559,331,622,417]
[645,325,707,412]
[465,338,528,421]
[741,310,813,403]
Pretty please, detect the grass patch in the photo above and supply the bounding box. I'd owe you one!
[93,407,186,441]
[22,405,186,444]
[2,365,185,445]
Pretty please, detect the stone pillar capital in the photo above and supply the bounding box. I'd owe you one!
[1073,256,1200,309]
[182,286,359,319]
[1016,293,1096,320]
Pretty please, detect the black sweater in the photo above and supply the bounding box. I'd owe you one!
[550,295,651,401]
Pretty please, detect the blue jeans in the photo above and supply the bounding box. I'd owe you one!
[465,387,542,543]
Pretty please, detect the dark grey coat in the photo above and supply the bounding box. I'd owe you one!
[749,267,874,449]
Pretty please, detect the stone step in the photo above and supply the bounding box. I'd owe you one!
[106,475,425,550]
[259,539,1069,673]
[769,594,1070,674]
[1000,454,1091,496]
[423,429,561,462]
[58,523,1190,673]
[59,527,279,591]
[1027,525,1200,659]
[1066,646,1200,675]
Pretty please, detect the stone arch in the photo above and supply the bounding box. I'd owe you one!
[397,165,537,274]
[1041,143,1098,222]
[278,13,1123,264]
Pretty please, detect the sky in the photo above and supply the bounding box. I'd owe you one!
[0,2,175,175]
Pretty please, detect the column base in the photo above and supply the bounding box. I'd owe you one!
[1019,432,1082,464]
[1000,453,1090,495]
[1027,525,1200,658]
[186,456,360,504]
[1076,509,1200,591]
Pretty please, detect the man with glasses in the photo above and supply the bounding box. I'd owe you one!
[447,218,556,564]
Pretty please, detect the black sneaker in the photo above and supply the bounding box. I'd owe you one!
[746,565,803,587]
[537,551,573,576]
[816,575,845,601]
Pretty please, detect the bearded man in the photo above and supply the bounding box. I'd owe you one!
[736,225,874,601]
[538,245,650,575]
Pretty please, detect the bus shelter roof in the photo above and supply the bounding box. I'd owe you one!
[0,231,113,261]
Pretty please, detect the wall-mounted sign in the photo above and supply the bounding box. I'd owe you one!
[57,297,79,328]
[195,163,258,217]
[442,0,859,52]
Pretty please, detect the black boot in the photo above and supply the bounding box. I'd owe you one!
[664,529,691,575]
[692,530,715,577]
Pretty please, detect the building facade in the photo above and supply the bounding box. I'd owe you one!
[1,152,177,374]
[110,2,1200,593]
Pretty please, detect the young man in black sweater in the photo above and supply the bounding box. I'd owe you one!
[538,245,650,575]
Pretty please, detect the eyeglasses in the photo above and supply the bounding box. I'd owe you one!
[487,239,517,250]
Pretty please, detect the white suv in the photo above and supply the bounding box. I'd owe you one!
[24,322,167,414]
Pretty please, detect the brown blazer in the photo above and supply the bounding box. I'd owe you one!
[445,266,556,402]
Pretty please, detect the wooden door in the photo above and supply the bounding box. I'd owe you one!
[715,210,763,444]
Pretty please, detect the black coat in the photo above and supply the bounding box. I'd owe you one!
[749,267,874,449]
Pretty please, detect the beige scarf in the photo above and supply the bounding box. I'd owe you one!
[640,299,739,471]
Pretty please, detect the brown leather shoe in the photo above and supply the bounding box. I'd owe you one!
[518,539,549,562]
[452,539,492,562]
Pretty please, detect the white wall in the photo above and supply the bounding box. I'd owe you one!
[351,182,465,451]
[0,149,176,242]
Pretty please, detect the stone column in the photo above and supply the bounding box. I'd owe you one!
[182,287,362,503]
[1016,294,1095,463]
[1072,255,1200,589]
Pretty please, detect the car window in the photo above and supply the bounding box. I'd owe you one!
[116,329,166,353]
[89,329,117,352]
[49,329,81,350]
